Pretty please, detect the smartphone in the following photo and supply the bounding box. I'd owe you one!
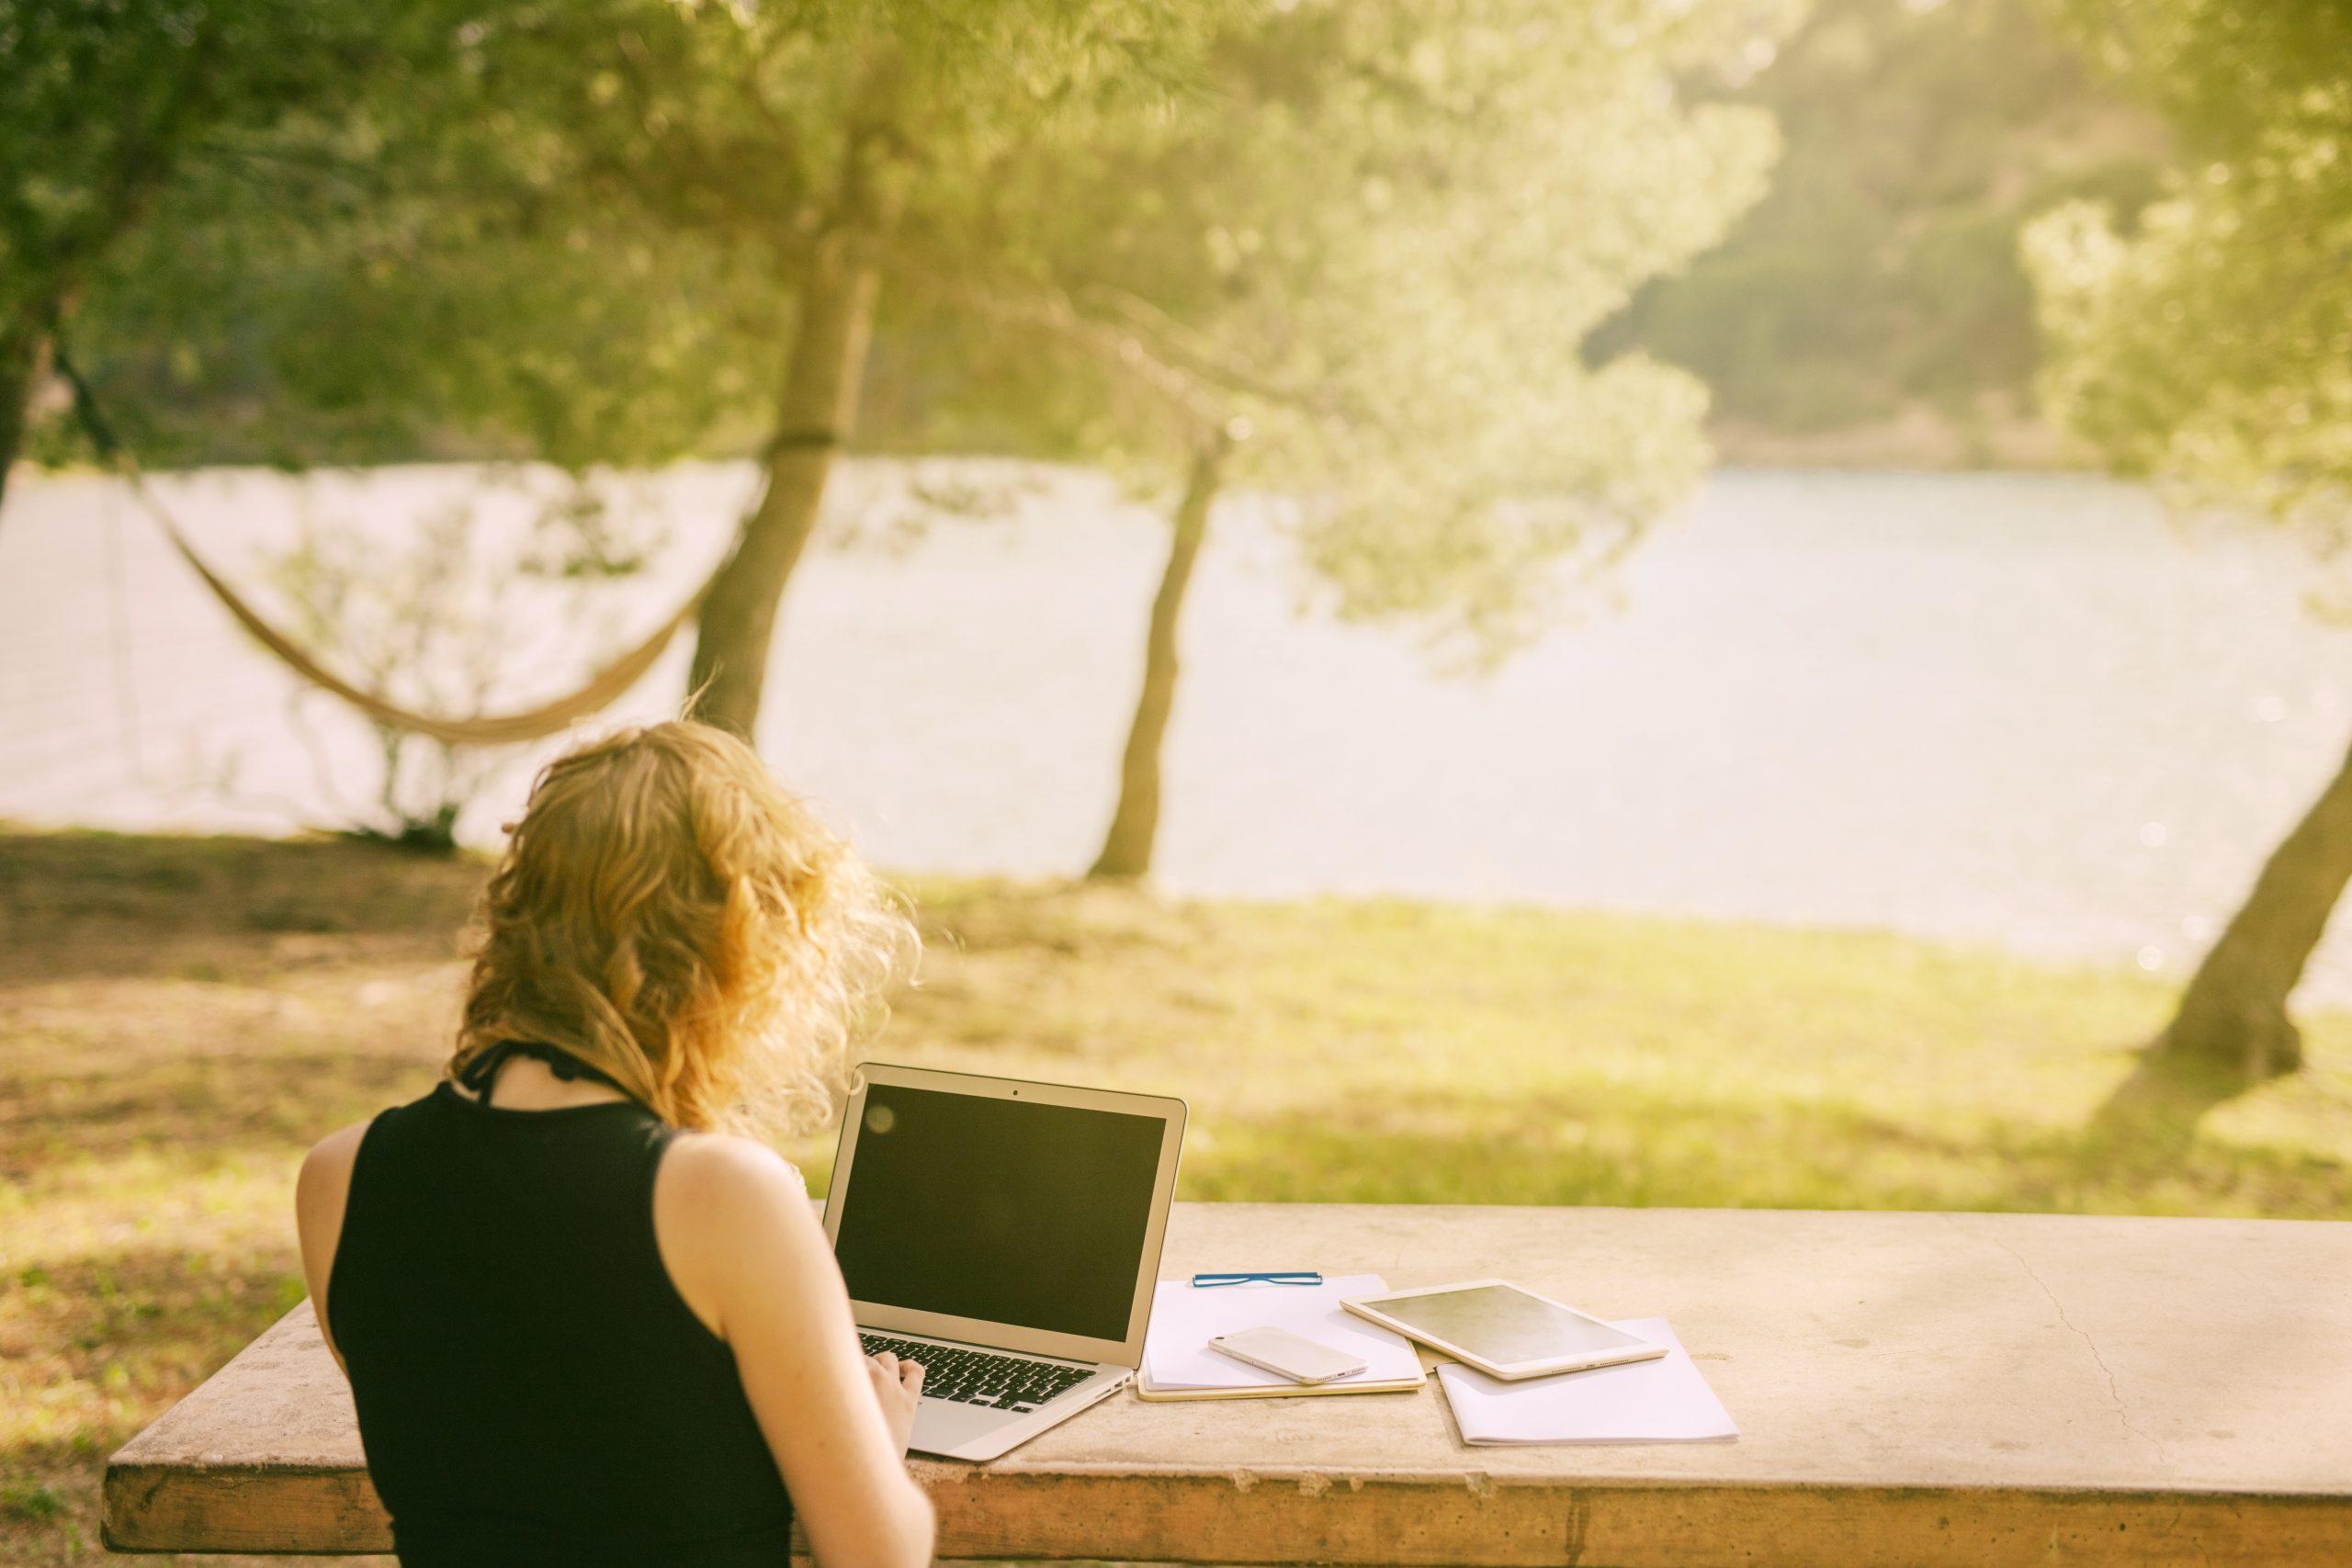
[1206,1326,1369,1384]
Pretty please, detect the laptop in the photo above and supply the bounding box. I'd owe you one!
[823,1062,1187,1461]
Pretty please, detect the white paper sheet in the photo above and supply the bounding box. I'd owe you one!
[1141,1274,1423,1390]
[1435,1317,1737,1444]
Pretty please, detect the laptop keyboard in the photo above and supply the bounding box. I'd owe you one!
[860,1333,1094,1412]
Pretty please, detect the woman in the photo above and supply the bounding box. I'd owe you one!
[294,721,934,1567]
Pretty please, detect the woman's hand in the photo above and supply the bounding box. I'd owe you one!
[866,1351,926,1456]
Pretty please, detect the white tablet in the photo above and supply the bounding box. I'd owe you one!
[1341,1280,1668,1381]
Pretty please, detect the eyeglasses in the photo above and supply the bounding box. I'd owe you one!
[1190,1270,1324,1287]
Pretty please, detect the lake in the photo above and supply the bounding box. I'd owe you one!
[3,461,2346,999]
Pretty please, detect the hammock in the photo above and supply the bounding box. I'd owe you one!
[55,342,723,749]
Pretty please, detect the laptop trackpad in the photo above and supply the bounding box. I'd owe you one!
[912,1398,1018,1452]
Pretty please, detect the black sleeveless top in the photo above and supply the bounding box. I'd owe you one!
[326,1049,791,1566]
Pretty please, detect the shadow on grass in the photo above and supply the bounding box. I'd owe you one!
[0,830,482,983]
[1182,1080,2352,1217]
[2076,1045,2294,1169]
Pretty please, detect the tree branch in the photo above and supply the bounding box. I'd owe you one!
[1072,281,1347,419]
[924,270,1233,453]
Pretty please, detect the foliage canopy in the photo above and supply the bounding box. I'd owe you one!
[902,0,1798,662]
[2026,0,2352,545]
[1605,0,2165,449]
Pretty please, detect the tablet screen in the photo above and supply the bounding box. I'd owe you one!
[1368,1284,1651,1364]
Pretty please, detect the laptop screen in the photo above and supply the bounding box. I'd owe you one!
[831,1082,1167,1343]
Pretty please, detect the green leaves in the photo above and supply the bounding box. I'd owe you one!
[937,0,1796,665]
[1602,0,2167,444]
[0,0,439,318]
[36,0,1238,471]
[33,0,1795,657]
[2027,0,2352,548]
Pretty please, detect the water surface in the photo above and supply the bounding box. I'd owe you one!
[2,463,2343,998]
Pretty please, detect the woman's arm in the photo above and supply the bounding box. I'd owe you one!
[656,1134,937,1568]
[293,1122,369,1375]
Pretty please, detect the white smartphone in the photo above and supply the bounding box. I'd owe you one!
[1206,1326,1369,1384]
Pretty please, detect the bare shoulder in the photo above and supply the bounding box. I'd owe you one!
[660,1130,810,1216]
[296,1122,370,1224]
[654,1133,822,1341]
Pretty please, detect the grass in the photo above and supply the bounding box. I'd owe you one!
[4,828,2350,1565]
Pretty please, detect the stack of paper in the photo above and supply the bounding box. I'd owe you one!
[1436,1318,1736,1445]
[1141,1273,1424,1393]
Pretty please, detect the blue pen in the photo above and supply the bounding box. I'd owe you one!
[1191,1270,1323,1287]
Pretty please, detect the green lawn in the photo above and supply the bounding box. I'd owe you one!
[5,829,2349,1564]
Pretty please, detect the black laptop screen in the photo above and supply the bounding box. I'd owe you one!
[831,1083,1167,1343]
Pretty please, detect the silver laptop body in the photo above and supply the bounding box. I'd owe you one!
[822,1062,1186,1461]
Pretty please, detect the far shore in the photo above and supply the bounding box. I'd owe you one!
[2,410,2090,491]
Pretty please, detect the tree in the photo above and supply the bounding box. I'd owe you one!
[26,6,813,840]
[1599,0,2166,457]
[418,0,1229,739]
[911,0,1797,878]
[35,0,1232,786]
[2025,0,2352,1081]
[26,1,1225,743]
[0,0,446,521]
[47,6,767,477]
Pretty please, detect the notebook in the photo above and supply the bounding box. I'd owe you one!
[1435,1316,1736,1444]
[1137,1273,1427,1401]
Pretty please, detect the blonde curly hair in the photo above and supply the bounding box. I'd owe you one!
[452,721,914,1135]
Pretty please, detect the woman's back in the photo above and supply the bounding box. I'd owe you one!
[326,1079,791,1567]
[296,721,933,1568]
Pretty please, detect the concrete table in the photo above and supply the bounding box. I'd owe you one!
[106,1202,2352,1564]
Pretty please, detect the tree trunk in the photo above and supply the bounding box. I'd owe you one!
[0,314,51,525]
[1089,448,1223,881]
[687,220,885,739]
[2160,736,2352,1079]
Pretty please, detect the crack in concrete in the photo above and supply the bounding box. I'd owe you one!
[1942,1213,2167,1461]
